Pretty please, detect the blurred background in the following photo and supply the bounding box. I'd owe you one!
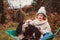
[0,0,60,40]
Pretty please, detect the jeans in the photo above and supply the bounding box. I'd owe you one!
[41,33,53,40]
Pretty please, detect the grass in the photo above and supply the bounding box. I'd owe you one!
[0,27,16,40]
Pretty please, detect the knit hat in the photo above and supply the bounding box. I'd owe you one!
[37,6,47,16]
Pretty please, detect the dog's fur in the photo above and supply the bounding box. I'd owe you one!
[16,22,41,40]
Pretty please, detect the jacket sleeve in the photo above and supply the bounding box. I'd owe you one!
[42,22,52,34]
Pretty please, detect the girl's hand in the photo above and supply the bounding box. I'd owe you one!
[39,30,43,34]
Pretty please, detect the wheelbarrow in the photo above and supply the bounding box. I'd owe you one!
[5,28,60,40]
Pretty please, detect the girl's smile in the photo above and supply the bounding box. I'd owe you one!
[37,13,45,21]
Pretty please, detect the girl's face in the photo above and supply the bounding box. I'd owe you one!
[37,13,44,21]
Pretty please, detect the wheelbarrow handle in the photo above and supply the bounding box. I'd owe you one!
[54,28,60,36]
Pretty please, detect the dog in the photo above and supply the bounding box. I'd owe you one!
[16,22,41,40]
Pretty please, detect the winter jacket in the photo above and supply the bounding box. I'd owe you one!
[29,19,52,34]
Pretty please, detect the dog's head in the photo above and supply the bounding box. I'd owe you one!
[23,24,35,36]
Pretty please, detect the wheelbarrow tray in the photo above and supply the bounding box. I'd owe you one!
[6,28,60,40]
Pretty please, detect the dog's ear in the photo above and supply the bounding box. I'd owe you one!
[17,21,24,29]
[16,21,24,36]
[19,21,24,25]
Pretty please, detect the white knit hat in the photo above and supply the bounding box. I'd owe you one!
[37,6,47,16]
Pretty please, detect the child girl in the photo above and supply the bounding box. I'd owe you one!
[23,6,53,40]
